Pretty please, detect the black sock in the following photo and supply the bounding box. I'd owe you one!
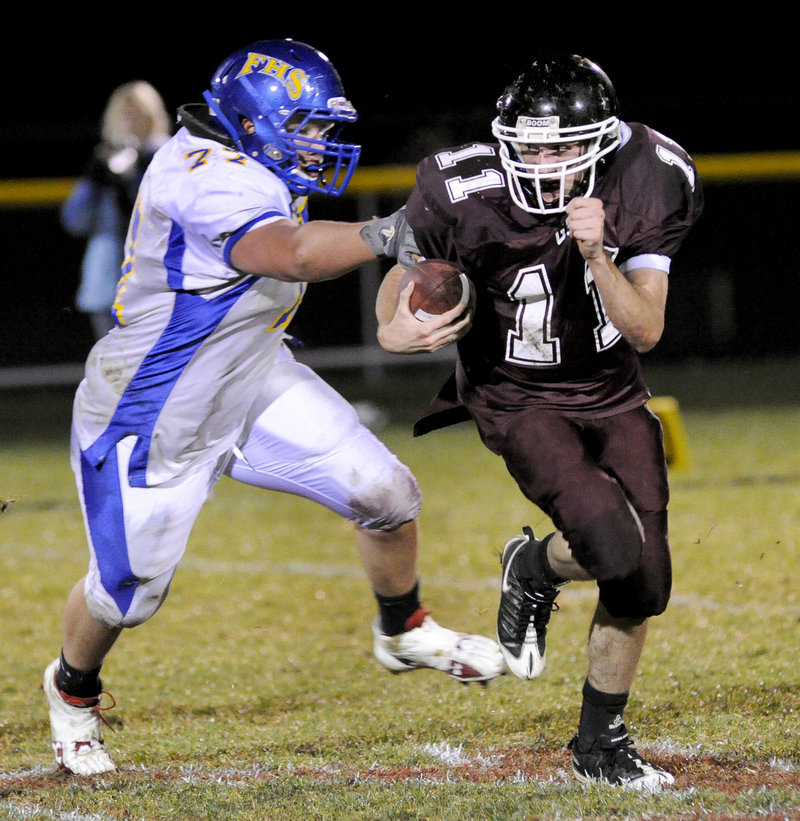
[519,532,567,584]
[577,678,629,744]
[55,651,103,698]
[375,583,421,636]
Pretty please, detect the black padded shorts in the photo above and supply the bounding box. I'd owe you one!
[470,401,671,619]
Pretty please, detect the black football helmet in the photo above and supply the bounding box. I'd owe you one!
[492,54,621,214]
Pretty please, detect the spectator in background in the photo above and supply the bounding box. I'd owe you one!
[61,81,171,339]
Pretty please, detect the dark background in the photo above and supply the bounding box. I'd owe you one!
[2,27,798,371]
[5,30,796,175]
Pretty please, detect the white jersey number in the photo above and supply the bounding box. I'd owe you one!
[505,264,619,366]
[436,146,621,367]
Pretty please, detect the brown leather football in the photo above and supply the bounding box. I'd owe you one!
[400,260,475,321]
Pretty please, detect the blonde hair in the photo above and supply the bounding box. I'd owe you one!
[100,80,171,150]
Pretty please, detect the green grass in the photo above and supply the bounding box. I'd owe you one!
[1,359,799,819]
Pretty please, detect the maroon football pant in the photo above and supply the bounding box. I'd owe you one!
[470,402,671,619]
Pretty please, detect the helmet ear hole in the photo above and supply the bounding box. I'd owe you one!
[238,115,255,136]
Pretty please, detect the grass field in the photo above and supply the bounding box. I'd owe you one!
[1,357,799,819]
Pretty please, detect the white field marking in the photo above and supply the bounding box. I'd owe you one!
[645,738,707,757]
[0,765,53,780]
[3,545,791,616]
[769,757,800,772]
[418,743,574,786]
[167,562,788,617]
[3,752,798,789]
[420,741,504,768]
[0,794,110,820]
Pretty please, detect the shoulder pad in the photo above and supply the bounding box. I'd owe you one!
[177,104,235,147]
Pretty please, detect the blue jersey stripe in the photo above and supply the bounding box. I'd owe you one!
[223,209,287,268]
[164,221,187,290]
[83,276,256,485]
[81,447,137,617]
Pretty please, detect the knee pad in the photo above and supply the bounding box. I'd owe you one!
[355,460,422,532]
[597,511,672,619]
[599,567,672,620]
[84,566,173,629]
[566,506,644,584]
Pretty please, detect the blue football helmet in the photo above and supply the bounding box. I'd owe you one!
[202,39,361,196]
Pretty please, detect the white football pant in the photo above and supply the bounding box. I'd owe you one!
[73,346,421,629]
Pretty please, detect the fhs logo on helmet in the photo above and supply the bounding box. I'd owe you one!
[234,52,308,101]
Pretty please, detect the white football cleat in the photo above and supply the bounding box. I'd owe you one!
[373,609,505,684]
[43,658,117,775]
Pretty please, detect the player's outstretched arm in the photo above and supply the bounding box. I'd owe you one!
[230,207,409,282]
[230,218,376,282]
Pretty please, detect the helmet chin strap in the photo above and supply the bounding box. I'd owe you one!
[287,166,326,195]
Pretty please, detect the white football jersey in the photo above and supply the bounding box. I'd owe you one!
[72,126,307,487]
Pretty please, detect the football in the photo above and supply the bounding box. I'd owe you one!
[400,260,476,321]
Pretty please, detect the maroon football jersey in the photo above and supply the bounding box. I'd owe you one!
[406,122,703,427]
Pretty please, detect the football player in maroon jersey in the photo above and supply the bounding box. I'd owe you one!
[375,53,703,790]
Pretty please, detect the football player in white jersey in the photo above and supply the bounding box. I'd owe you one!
[43,39,503,776]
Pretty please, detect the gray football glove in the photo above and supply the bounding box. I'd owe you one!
[360,207,421,268]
